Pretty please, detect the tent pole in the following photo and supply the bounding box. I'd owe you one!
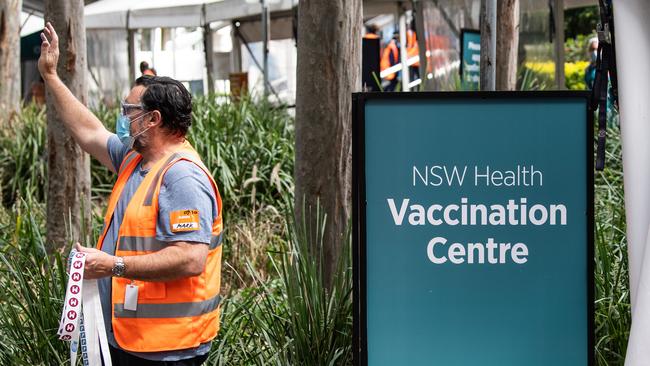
[231,22,243,73]
[203,24,215,95]
[262,0,270,97]
[127,29,136,86]
[203,5,215,95]
[126,10,135,85]
[399,11,411,91]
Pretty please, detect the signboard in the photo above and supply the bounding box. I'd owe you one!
[229,72,249,100]
[352,92,593,366]
[460,29,480,90]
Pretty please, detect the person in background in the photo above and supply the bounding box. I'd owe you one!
[363,24,380,40]
[140,61,157,76]
[380,31,400,92]
[584,37,599,90]
[28,77,46,106]
[406,25,420,85]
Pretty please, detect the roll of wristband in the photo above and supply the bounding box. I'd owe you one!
[57,249,112,366]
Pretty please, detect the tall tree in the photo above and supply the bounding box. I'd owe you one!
[496,0,519,90]
[45,0,91,252]
[294,0,361,287]
[0,0,22,122]
[480,0,497,91]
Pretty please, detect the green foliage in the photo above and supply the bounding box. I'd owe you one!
[518,66,551,91]
[0,97,295,219]
[0,105,47,205]
[187,97,294,219]
[0,200,70,366]
[594,119,629,365]
[520,61,589,91]
[565,6,600,40]
[566,33,598,63]
[208,205,352,366]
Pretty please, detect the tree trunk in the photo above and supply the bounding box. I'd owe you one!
[479,0,497,91]
[553,0,565,89]
[496,0,519,90]
[0,0,22,122]
[45,0,91,253]
[294,0,361,288]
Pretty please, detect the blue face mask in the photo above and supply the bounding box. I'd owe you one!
[116,112,152,150]
[116,114,132,146]
[116,102,151,149]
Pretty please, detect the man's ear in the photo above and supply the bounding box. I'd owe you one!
[148,110,162,127]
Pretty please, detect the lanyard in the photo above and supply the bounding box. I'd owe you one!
[57,250,112,366]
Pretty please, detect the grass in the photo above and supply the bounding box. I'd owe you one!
[0,200,70,365]
[593,121,630,364]
[207,204,352,366]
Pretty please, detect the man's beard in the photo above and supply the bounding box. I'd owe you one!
[132,135,147,153]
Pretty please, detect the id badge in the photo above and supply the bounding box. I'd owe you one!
[124,284,138,311]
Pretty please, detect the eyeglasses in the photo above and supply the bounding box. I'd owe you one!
[120,100,144,116]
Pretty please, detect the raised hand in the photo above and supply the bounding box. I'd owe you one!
[38,22,60,80]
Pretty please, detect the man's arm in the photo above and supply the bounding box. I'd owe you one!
[77,242,208,282]
[39,22,115,172]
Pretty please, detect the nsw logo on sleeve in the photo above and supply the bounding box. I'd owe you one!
[170,209,200,232]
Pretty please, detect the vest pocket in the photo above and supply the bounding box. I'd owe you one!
[143,282,166,299]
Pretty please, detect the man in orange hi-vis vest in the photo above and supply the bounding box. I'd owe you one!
[380,31,401,91]
[38,23,221,365]
[406,28,420,82]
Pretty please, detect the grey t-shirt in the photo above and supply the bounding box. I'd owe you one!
[99,134,219,361]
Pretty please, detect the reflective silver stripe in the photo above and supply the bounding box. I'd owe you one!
[142,153,181,206]
[210,233,223,249]
[119,234,223,252]
[118,151,140,175]
[142,152,206,206]
[114,294,221,318]
[118,236,168,252]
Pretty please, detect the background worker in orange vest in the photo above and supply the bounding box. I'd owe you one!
[380,31,401,91]
[363,24,380,40]
[38,23,221,365]
[406,26,420,84]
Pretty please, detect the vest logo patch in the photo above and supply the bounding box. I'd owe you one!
[170,209,200,232]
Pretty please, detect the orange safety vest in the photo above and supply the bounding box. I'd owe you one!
[96,141,223,353]
[406,29,420,67]
[380,40,400,81]
[363,33,380,39]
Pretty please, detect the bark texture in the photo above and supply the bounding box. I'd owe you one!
[0,0,22,122]
[294,0,361,288]
[479,0,496,91]
[45,0,91,252]
[496,0,519,90]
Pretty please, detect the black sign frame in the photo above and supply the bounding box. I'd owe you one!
[351,91,595,366]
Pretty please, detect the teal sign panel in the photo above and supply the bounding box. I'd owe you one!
[460,30,480,90]
[353,92,593,366]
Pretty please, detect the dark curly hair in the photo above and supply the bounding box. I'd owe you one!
[134,75,192,136]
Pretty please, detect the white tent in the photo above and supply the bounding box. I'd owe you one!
[84,0,299,103]
[84,0,296,30]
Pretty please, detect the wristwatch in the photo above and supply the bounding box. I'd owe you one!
[112,256,126,277]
